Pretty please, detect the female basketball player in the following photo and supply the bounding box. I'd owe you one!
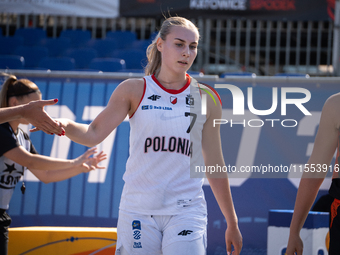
[286,93,340,255]
[48,17,242,254]
[0,75,107,254]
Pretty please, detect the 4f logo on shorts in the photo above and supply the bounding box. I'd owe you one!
[178,230,193,236]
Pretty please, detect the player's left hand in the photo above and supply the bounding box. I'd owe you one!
[75,148,107,172]
[82,150,107,172]
[225,225,242,255]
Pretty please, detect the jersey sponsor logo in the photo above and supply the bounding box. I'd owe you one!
[152,106,172,110]
[132,220,141,230]
[133,242,142,248]
[170,96,177,105]
[133,230,141,240]
[186,94,194,107]
[144,136,193,157]
[178,230,193,236]
[148,94,161,101]
[142,105,172,111]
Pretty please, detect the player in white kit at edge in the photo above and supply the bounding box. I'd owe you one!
[52,16,243,255]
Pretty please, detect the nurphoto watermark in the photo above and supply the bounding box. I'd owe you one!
[201,84,311,128]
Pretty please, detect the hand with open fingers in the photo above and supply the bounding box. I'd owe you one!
[82,151,107,172]
[286,234,303,255]
[25,99,65,135]
[225,225,243,255]
[74,148,106,170]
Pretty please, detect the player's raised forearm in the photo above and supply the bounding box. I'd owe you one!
[60,119,99,147]
[0,105,24,123]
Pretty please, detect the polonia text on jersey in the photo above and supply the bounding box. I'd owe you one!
[144,136,193,157]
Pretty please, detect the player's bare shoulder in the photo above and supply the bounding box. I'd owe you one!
[326,92,340,104]
[198,82,222,119]
[117,78,145,116]
[118,78,144,97]
[322,92,340,129]
[323,93,340,111]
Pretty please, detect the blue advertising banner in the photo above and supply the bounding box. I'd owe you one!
[7,74,338,254]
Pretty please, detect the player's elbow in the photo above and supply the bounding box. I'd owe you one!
[85,141,99,148]
[37,174,52,184]
[85,125,103,147]
[24,158,37,170]
[29,169,51,184]
[40,178,51,184]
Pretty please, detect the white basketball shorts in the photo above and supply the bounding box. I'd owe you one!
[115,210,207,255]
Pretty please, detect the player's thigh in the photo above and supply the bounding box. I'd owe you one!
[162,212,207,255]
[162,235,206,255]
[116,210,162,255]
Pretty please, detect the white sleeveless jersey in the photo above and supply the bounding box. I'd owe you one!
[120,74,207,215]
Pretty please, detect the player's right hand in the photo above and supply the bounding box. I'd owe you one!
[286,233,303,255]
[26,99,65,135]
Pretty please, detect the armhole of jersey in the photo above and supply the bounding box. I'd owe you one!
[129,78,146,119]
[198,83,202,97]
[19,128,29,140]
[200,83,222,106]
